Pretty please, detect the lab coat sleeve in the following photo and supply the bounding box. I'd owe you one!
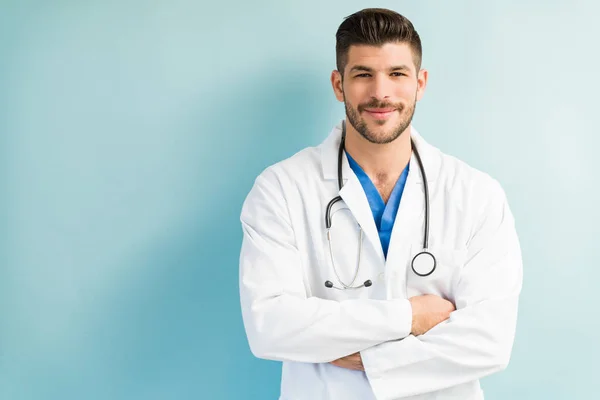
[239,168,412,364]
[360,179,523,399]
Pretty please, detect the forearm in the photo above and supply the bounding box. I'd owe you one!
[239,170,408,364]
[241,289,412,363]
[360,186,523,399]
[361,295,518,399]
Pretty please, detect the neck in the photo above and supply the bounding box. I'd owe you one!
[344,121,412,186]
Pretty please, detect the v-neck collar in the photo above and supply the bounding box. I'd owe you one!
[346,152,410,258]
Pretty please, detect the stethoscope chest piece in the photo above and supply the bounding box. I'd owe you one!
[411,251,437,277]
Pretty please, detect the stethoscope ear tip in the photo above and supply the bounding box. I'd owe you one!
[364,280,372,287]
[324,281,334,288]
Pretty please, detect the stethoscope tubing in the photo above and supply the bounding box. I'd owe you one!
[324,121,434,289]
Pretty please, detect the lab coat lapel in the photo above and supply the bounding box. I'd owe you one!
[320,121,384,261]
[385,155,425,269]
[385,129,439,271]
[338,166,384,261]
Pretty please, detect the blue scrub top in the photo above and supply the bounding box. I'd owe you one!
[346,152,409,259]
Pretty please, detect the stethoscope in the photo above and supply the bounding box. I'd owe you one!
[324,121,437,290]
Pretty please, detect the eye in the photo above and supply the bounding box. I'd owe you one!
[355,73,371,78]
[391,72,407,77]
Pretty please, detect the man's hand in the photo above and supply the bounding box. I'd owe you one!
[409,294,456,336]
[329,352,364,371]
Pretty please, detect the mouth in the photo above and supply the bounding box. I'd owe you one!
[363,108,396,119]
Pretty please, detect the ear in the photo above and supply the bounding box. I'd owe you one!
[416,69,428,101]
[331,70,344,102]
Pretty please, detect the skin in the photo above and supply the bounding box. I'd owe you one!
[327,42,455,372]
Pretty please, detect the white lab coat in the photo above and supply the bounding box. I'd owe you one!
[239,121,523,400]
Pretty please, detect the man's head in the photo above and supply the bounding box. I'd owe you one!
[331,8,428,144]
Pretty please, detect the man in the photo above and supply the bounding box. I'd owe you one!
[239,8,522,400]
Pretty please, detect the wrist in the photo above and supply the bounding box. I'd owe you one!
[408,297,419,335]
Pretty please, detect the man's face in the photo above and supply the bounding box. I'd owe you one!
[331,42,427,144]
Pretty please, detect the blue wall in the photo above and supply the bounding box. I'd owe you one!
[1,1,598,399]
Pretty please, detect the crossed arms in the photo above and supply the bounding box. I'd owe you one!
[239,172,522,399]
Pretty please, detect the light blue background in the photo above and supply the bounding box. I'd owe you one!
[2,1,598,399]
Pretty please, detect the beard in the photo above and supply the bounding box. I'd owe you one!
[344,93,417,144]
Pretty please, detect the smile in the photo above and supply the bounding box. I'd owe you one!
[364,109,396,119]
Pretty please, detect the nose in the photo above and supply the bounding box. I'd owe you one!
[368,73,392,101]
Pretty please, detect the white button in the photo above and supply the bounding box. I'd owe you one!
[378,272,385,282]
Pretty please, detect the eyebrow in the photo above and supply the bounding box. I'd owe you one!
[349,65,411,73]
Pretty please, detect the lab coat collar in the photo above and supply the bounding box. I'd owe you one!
[319,119,440,185]
[319,119,438,264]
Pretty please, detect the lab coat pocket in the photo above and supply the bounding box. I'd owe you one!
[405,245,467,301]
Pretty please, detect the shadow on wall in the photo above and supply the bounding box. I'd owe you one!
[75,68,335,400]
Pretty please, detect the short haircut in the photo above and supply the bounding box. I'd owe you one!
[335,8,422,76]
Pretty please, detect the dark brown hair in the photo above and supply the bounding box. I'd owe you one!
[335,8,422,76]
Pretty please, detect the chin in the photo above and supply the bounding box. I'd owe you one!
[372,124,408,144]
